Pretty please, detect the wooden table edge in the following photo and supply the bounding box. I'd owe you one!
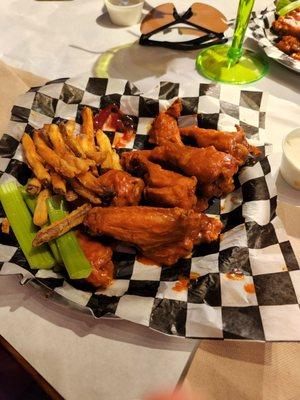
[0,335,63,400]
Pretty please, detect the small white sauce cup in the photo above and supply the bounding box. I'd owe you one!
[280,128,300,191]
[104,0,144,27]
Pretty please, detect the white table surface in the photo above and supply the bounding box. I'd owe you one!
[0,1,300,400]
[0,274,197,400]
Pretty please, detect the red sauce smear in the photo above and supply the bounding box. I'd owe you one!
[114,130,135,148]
[136,254,158,266]
[93,103,136,150]
[226,269,244,281]
[93,104,119,130]
[244,283,255,294]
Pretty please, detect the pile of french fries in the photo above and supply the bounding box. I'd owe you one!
[22,106,122,227]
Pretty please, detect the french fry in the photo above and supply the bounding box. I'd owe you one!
[33,189,51,227]
[40,124,52,146]
[60,121,86,158]
[47,124,69,154]
[81,106,95,140]
[33,203,92,247]
[74,156,96,173]
[101,152,114,169]
[50,171,67,195]
[96,129,122,170]
[34,131,77,179]
[1,218,10,234]
[26,177,42,196]
[111,150,122,170]
[48,124,95,173]
[71,179,102,204]
[22,134,51,186]
[90,165,99,177]
[80,107,107,164]
[65,190,78,202]
[95,129,111,153]
[78,135,105,165]
[77,171,105,194]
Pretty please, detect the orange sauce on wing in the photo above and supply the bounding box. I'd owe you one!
[136,255,158,265]
[244,283,255,294]
[77,232,114,288]
[172,272,200,292]
[190,272,200,280]
[172,276,190,292]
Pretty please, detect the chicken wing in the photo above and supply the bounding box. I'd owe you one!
[77,232,114,288]
[84,206,222,266]
[122,151,197,209]
[149,142,239,199]
[272,8,300,39]
[96,169,145,206]
[276,35,300,60]
[148,99,183,146]
[180,125,260,165]
[77,169,144,206]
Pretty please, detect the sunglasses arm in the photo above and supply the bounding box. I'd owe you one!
[139,35,227,51]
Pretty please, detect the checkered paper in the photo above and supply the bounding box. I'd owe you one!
[250,5,300,73]
[0,76,299,341]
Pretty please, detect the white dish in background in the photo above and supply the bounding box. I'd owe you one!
[105,0,144,27]
[280,128,300,191]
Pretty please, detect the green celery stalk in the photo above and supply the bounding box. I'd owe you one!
[0,181,55,269]
[19,187,63,265]
[20,188,36,214]
[47,196,92,279]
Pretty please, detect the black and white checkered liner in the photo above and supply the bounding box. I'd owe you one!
[1,76,299,341]
[250,5,300,73]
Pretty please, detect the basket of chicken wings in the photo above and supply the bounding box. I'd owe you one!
[1,76,299,340]
[252,2,300,72]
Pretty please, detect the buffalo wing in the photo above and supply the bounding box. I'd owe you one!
[77,169,144,206]
[148,99,183,146]
[272,8,300,39]
[77,232,114,288]
[96,169,144,206]
[180,125,260,165]
[149,142,239,198]
[85,206,222,266]
[122,151,197,209]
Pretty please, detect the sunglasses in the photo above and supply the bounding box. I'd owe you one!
[140,2,228,51]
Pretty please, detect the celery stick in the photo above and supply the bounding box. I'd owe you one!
[19,187,36,214]
[48,239,63,265]
[0,181,55,269]
[47,196,92,279]
[19,186,63,265]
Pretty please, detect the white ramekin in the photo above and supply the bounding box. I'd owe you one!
[280,128,300,191]
[105,0,144,27]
